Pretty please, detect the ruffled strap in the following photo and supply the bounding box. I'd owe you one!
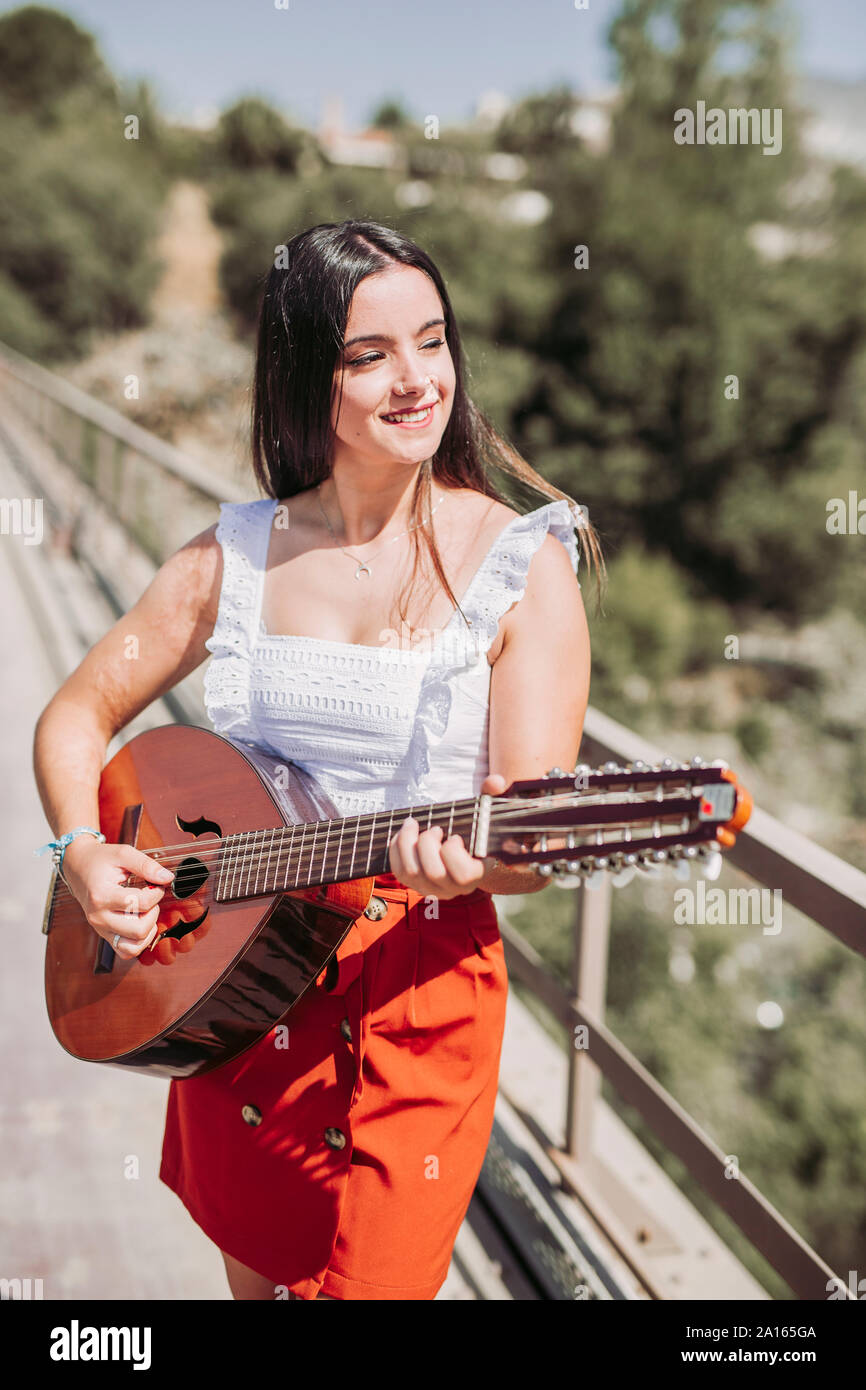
[464,496,584,654]
[202,498,275,744]
[403,497,586,805]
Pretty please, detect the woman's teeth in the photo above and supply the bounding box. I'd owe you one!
[382,406,434,424]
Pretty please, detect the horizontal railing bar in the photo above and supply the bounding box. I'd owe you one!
[0,340,246,504]
[500,920,844,1300]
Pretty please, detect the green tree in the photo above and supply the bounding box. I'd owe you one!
[369,98,412,131]
[509,0,865,621]
[213,97,307,173]
[0,12,169,358]
[0,6,117,123]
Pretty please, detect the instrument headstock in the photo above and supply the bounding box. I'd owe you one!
[485,757,753,889]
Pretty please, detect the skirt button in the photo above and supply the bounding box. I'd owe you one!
[324,1126,347,1150]
[241,1104,263,1127]
[363,895,388,921]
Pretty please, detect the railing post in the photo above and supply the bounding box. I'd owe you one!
[564,875,612,1161]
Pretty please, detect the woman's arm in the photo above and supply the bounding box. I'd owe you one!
[390,532,591,897]
[33,523,223,924]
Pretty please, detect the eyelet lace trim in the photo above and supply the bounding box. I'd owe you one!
[403,497,585,802]
[203,498,273,743]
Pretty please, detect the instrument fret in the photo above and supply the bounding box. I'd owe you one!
[305,820,318,885]
[229,832,243,900]
[319,818,332,886]
[349,813,360,880]
[219,802,471,900]
[263,829,273,894]
[364,813,376,876]
[284,823,297,893]
[334,816,346,887]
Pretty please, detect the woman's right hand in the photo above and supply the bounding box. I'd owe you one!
[61,836,175,960]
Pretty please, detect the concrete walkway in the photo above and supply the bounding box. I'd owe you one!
[0,474,233,1301]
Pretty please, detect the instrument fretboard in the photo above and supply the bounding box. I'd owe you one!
[213,796,482,901]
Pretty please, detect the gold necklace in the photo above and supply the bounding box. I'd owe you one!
[316,483,448,580]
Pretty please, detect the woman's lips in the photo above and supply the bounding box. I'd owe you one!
[380,404,436,429]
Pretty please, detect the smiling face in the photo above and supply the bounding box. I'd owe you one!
[329,264,456,472]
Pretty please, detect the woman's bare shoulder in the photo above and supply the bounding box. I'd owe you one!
[444,487,522,537]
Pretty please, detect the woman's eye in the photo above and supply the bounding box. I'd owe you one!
[347,338,444,368]
[348,352,384,366]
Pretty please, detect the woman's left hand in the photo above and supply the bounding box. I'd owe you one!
[388,774,506,900]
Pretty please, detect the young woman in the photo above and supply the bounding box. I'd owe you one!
[33,219,603,1301]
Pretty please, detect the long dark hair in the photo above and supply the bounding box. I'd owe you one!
[251,219,605,628]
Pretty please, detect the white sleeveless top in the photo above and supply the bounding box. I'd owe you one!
[203,495,585,817]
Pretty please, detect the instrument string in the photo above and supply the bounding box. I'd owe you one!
[49,786,683,868]
[47,793,705,905]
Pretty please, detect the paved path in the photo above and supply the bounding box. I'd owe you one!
[0,488,233,1300]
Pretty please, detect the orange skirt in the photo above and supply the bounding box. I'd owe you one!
[159,873,508,1300]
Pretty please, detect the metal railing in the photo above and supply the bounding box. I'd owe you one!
[499,704,866,1299]
[3,339,864,1301]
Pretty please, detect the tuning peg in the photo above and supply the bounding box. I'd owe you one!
[697,846,723,880]
[671,858,692,882]
[602,760,621,773]
[551,868,583,889]
[610,865,637,888]
[638,852,666,876]
[546,766,564,778]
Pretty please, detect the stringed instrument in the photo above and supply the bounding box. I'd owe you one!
[42,724,752,1080]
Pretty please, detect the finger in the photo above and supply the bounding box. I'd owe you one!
[439,834,485,888]
[118,845,175,886]
[101,903,161,947]
[114,883,166,915]
[415,826,449,886]
[394,817,422,878]
[126,919,162,957]
[113,918,161,960]
[480,774,507,795]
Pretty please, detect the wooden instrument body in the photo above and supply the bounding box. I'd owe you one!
[44,726,374,1079]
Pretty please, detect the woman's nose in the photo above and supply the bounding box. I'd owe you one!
[394,365,435,394]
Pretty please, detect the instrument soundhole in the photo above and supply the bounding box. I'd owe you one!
[172,855,209,900]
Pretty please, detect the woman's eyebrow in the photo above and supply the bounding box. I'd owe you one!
[343,318,445,350]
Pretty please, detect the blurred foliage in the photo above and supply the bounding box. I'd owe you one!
[586,542,733,714]
[0,6,171,358]
[369,98,412,130]
[211,97,309,174]
[0,4,117,122]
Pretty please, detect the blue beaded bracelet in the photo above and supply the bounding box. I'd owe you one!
[35,826,106,874]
